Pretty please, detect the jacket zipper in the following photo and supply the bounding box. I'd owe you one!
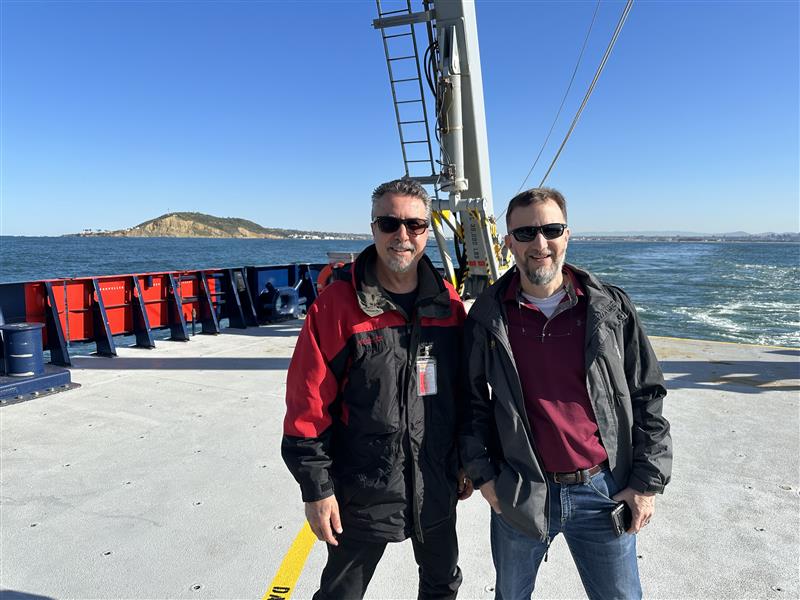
[586,315,623,408]
[606,336,624,403]
[596,360,619,408]
[405,318,424,543]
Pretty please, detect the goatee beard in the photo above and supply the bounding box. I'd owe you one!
[386,245,417,273]
[387,256,416,273]
[522,252,565,286]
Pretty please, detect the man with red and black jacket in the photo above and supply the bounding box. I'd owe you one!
[282,177,472,600]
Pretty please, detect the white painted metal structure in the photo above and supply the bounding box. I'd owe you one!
[374,0,510,297]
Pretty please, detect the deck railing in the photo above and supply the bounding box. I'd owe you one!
[0,263,324,366]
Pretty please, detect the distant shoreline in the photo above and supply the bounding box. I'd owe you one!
[1,234,798,243]
[61,233,372,241]
[572,236,799,243]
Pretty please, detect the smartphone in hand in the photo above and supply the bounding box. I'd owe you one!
[611,501,632,536]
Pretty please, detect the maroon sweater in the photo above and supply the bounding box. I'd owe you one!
[503,269,608,472]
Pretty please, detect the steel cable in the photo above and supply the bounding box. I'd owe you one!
[538,0,634,187]
[516,0,602,194]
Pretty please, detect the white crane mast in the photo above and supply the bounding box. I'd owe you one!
[373,0,510,297]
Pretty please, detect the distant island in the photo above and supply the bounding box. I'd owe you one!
[69,212,372,240]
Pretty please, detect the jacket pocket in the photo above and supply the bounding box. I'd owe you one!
[334,435,401,510]
[596,358,625,407]
[593,359,617,408]
[495,462,523,508]
[343,339,402,432]
[422,392,457,460]
[335,432,398,478]
[494,463,548,540]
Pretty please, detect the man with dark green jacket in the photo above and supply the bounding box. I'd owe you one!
[460,188,672,600]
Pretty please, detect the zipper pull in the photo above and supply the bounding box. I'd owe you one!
[543,536,552,562]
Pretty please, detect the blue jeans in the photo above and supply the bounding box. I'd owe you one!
[490,468,641,600]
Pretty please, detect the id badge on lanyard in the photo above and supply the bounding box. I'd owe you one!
[416,343,437,396]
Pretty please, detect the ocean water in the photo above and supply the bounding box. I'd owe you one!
[1,236,798,348]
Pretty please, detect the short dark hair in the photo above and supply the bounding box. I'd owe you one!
[505,187,567,228]
[371,177,432,220]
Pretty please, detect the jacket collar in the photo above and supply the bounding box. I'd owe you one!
[471,263,625,337]
[569,263,627,336]
[502,267,585,305]
[351,244,452,319]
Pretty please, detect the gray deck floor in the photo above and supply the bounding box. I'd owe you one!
[2,323,798,599]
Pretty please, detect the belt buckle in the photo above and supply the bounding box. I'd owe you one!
[554,470,581,485]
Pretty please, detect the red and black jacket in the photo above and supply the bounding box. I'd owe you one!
[281,245,466,542]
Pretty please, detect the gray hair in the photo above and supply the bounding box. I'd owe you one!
[505,187,568,228]
[371,177,432,220]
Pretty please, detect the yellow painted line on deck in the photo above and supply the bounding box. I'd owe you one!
[263,521,317,600]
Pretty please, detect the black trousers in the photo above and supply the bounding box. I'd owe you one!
[312,518,462,600]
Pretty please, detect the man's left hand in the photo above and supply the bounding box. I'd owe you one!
[457,468,474,500]
[612,487,656,534]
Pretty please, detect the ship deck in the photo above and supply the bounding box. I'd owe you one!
[2,323,798,599]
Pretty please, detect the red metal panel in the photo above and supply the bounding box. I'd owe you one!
[94,277,128,335]
[13,269,226,343]
[177,271,203,323]
[65,280,93,342]
[139,274,169,328]
[24,282,48,324]
[23,282,49,344]
[178,272,195,323]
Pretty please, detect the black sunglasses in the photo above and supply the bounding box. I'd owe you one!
[510,223,567,242]
[372,216,429,236]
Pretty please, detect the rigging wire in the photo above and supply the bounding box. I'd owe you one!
[516,0,602,195]
[537,0,634,187]
[421,27,466,279]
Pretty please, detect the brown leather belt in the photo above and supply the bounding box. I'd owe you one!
[548,461,608,485]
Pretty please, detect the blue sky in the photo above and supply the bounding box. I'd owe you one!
[1,0,798,236]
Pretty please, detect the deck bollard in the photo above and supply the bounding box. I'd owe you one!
[0,323,46,377]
